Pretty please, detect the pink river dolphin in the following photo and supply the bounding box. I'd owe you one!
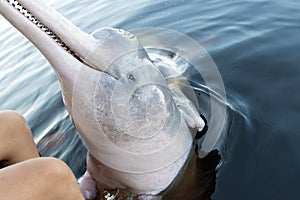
[0,0,207,199]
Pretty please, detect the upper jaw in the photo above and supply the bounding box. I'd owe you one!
[16,0,97,58]
[1,0,102,71]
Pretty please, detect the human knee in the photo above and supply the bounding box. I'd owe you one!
[1,110,26,123]
[0,110,29,133]
[20,158,81,199]
[41,157,77,184]
[0,110,29,141]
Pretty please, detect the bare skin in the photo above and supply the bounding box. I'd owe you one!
[0,110,85,200]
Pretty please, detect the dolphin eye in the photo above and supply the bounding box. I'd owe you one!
[128,74,135,81]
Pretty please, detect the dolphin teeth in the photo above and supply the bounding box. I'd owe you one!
[6,0,80,61]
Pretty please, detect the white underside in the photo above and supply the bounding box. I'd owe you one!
[86,143,192,195]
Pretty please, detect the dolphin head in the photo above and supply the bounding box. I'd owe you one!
[0,0,205,195]
[70,26,202,173]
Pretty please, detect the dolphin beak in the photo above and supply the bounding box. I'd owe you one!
[0,1,76,80]
[15,0,99,61]
[0,0,103,76]
[0,0,101,112]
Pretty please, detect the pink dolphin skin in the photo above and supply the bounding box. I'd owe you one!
[0,0,205,199]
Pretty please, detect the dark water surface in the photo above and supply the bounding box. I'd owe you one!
[1,0,300,199]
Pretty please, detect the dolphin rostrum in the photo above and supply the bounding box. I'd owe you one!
[0,0,205,198]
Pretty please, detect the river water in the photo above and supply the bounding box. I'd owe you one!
[0,0,300,199]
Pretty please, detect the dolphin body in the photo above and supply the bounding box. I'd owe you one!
[0,0,205,198]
